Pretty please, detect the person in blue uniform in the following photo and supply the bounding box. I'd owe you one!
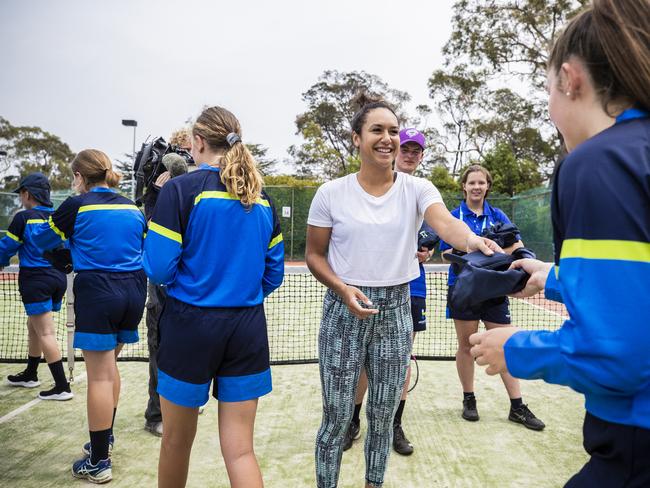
[440,164,544,430]
[469,1,650,486]
[143,106,284,488]
[1,173,71,400]
[32,150,146,484]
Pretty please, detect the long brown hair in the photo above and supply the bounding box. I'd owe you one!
[193,106,263,207]
[549,0,650,114]
[71,149,121,188]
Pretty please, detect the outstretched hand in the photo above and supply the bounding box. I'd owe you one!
[467,235,503,256]
[509,259,553,298]
[341,285,379,320]
[469,327,520,375]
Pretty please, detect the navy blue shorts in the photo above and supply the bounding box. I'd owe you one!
[18,267,67,316]
[157,295,272,408]
[446,285,511,324]
[73,269,146,351]
[410,296,427,332]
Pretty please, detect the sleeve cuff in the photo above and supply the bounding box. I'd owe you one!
[544,266,564,303]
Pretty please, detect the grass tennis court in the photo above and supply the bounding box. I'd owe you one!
[0,360,587,487]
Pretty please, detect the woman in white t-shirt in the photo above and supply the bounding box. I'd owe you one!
[306,94,500,488]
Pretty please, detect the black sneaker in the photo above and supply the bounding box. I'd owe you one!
[7,369,40,388]
[509,404,545,431]
[342,419,360,451]
[392,424,414,456]
[38,384,73,401]
[462,396,479,421]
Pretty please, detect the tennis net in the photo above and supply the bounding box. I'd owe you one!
[0,264,567,364]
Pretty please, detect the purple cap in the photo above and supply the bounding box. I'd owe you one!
[399,128,426,149]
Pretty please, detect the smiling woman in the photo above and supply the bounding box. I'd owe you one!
[305,93,501,488]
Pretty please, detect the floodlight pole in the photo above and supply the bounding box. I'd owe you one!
[121,119,138,199]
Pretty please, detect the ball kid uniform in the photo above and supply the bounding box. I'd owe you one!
[143,164,284,408]
[32,188,146,351]
[0,205,67,315]
[504,109,650,486]
[439,200,520,324]
[409,222,435,332]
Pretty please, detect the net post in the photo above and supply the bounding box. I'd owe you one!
[65,273,75,383]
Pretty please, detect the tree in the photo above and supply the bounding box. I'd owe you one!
[429,165,459,193]
[290,70,411,179]
[0,116,75,191]
[479,142,542,196]
[246,143,278,176]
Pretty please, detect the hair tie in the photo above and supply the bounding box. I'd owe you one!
[226,132,241,147]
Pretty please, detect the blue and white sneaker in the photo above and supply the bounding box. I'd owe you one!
[71,456,112,484]
[82,434,114,457]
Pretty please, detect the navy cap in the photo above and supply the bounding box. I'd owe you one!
[418,229,440,251]
[13,172,53,207]
[447,251,529,310]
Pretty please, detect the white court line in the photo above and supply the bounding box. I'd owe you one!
[513,297,569,320]
[0,372,87,425]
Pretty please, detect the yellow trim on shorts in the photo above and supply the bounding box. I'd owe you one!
[48,217,66,240]
[26,219,47,224]
[561,239,650,263]
[78,204,140,213]
[194,191,270,207]
[6,232,22,243]
[148,221,182,244]
[268,233,283,249]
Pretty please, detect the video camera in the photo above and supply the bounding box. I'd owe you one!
[133,137,195,205]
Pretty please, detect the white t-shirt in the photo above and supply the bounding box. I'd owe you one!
[307,172,443,286]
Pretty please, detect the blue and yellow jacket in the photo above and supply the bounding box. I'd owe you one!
[32,188,146,272]
[0,206,57,268]
[504,110,650,429]
[143,164,284,307]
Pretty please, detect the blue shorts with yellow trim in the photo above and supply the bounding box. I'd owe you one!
[73,269,146,351]
[446,285,511,324]
[18,267,67,316]
[157,296,272,408]
[410,296,427,332]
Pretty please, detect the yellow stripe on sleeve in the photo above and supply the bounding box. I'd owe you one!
[26,219,47,224]
[268,233,283,249]
[48,216,67,240]
[6,232,22,243]
[194,191,270,207]
[148,221,182,244]
[561,239,650,263]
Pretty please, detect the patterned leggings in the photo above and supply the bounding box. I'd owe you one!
[315,284,412,488]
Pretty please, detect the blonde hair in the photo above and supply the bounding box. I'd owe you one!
[169,128,192,149]
[193,106,263,207]
[71,149,121,188]
[460,164,492,199]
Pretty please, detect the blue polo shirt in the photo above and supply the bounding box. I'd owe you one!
[439,200,520,285]
[504,108,650,429]
[0,206,57,268]
[143,164,284,307]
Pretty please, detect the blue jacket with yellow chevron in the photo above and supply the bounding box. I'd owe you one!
[31,188,145,272]
[143,164,284,307]
[0,206,57,268]
[504,111,650,429]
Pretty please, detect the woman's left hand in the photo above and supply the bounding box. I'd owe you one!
[469,327,520,375]
[467,234,503,255]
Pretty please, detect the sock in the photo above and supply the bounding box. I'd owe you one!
[352,403,362,424]
[89,429,111,464]
[463,392,475,400]
[26,355,41,375]
[47,360,69,389]
[510,398,523,409]
[394,400,406,426]
[110,408,117,437]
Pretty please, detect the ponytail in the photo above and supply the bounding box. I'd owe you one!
[221,141,263,207]
[71,149,120,188]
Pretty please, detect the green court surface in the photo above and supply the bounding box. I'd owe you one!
[0,361,588,487]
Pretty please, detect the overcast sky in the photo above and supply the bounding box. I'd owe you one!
[1,0,455,170]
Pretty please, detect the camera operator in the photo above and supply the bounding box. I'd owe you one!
[140,127,195,437]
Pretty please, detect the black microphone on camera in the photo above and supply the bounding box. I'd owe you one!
[162,153,188,178]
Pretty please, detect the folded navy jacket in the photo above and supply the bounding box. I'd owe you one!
[446,248,536,311]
